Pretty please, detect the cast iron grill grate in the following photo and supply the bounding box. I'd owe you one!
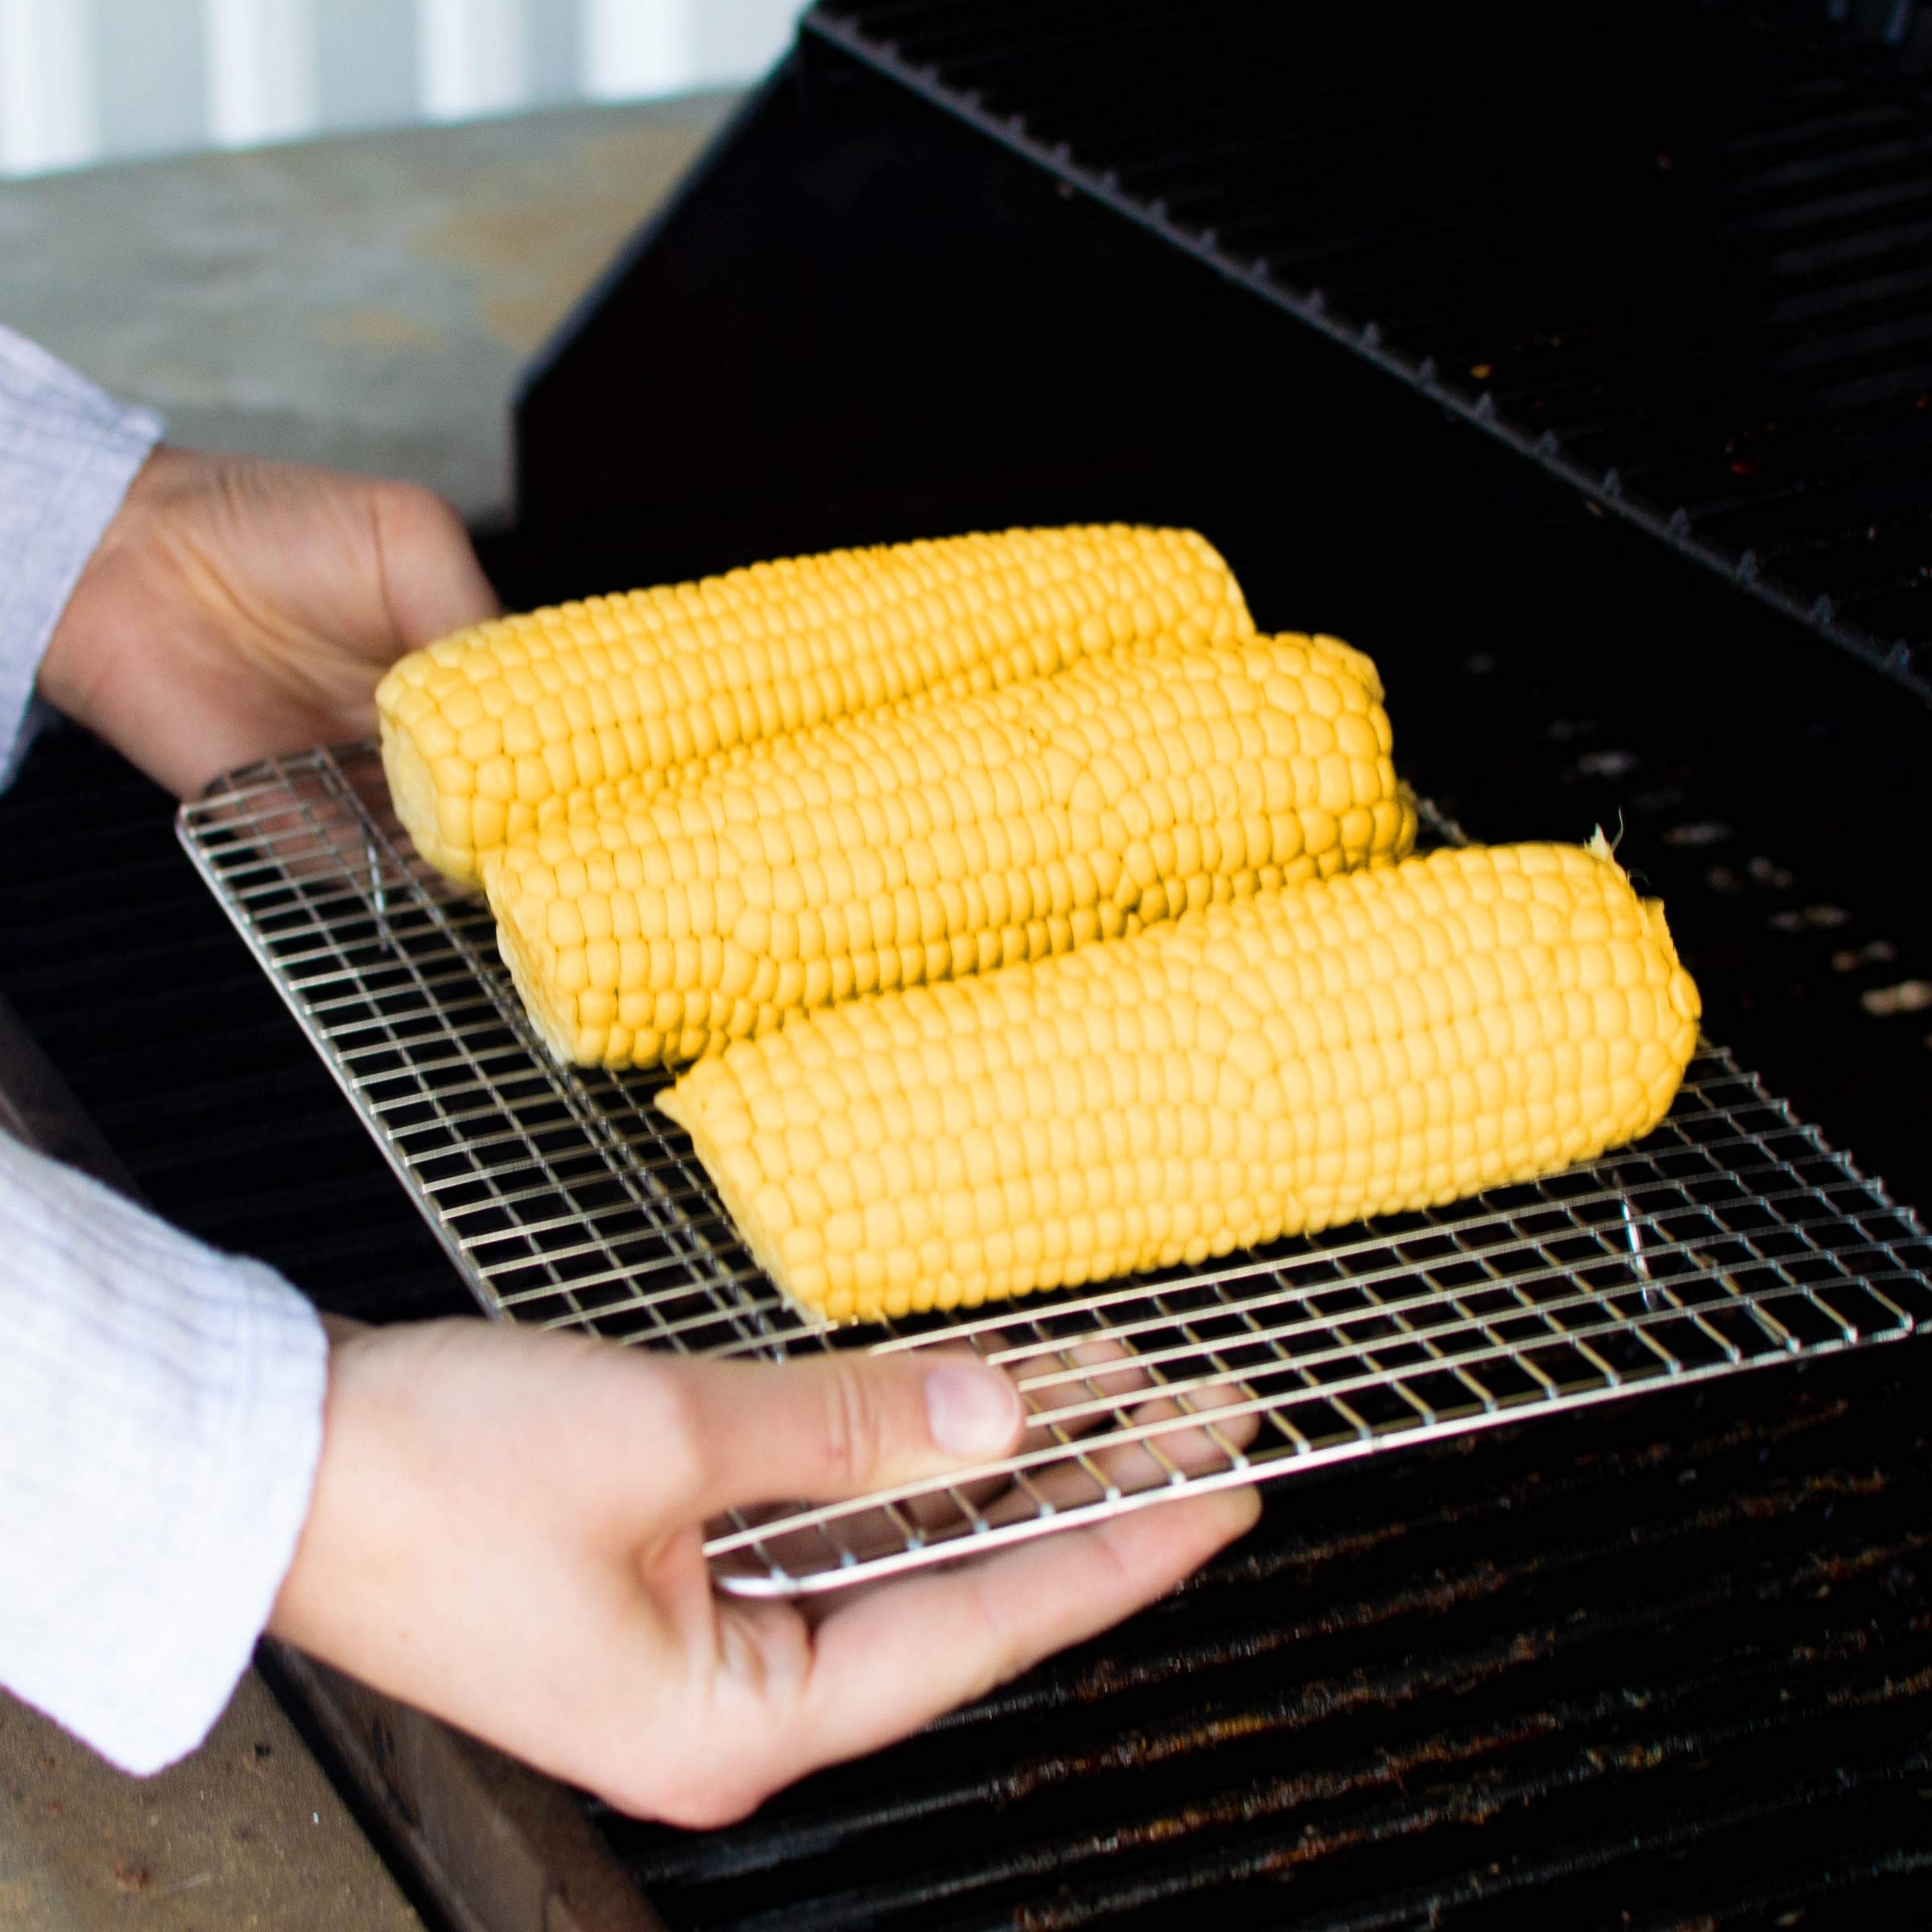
[178,744,1932,1594]
[804,0,1932,695]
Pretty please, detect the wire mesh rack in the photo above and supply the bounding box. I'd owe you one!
[179,744,1932,1593]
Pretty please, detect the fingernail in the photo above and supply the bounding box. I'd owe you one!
[924,1363,1022,1459]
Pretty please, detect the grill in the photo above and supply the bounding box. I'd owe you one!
[9,1,1932,1925]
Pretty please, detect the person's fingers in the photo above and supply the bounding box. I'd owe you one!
[368,480,501,648]
[1013,1335,1159,1435]
[890,1338,1260,1534]
[895,1340,1148,1528]
[752,1488,1262,1778]
[673,1348,1026,1517]
[976,1383,1262,1526]
[878,1333,1110,1531]
[894,1468,1012,1534]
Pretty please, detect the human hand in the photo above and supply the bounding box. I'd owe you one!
[39,446,498,798]
[269,1317,1261,1827]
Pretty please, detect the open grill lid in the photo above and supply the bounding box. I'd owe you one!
[815,0,1932,695]
[522,0,1932,703]
[510,0,1932,1221]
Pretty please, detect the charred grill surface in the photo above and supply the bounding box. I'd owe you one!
[605,1371,1932,1930]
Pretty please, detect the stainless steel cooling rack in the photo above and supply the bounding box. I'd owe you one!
[180,744,1932,1593]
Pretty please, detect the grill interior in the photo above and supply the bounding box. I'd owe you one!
[607,1368,1932,1931]
[514,2,1932,1220]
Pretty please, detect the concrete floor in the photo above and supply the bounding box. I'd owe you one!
[0,92,733,1930]
[0,1674,421,1932]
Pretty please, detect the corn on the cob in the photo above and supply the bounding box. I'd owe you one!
[658,840,1701,1323]
[486,635,1415,1068]
[378,525,1252,885]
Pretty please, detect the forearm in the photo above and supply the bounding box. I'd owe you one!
[0,1129,328,1773]
[0,326,162,786]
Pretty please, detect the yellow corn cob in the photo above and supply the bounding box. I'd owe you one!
[486,634,1414,1068]
[658,840,1702,1323]
[537,631,1397,840]
[378,525,1252,886]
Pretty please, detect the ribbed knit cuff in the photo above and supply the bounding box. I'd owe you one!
[0,1132,328,1773]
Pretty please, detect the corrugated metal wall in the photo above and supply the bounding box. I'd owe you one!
[0,0,802,176]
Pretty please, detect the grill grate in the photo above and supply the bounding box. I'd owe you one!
[178,745,1932,1595]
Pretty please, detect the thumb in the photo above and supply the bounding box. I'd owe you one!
[672,1349,1024,1515]
[368,480,501,647]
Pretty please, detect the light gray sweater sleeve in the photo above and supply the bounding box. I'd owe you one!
[0,325,164,782]
[0,1137,327,1773]
[0,325,331,1773]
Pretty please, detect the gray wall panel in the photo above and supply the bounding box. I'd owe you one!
[316,0,419,131]
[525,0,584,106]
[691,0,801,85]
[94,0,207,159]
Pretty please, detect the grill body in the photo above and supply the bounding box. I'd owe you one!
[7,2,1932,1925]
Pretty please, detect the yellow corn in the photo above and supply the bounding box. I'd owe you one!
[486,634,1414,1068]
[378,525,1251,885]
[658,840,1702,1323]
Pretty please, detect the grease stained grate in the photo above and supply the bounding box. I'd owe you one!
[178,745,1932,1593]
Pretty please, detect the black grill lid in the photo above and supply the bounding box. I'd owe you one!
[803,0,1932,700]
